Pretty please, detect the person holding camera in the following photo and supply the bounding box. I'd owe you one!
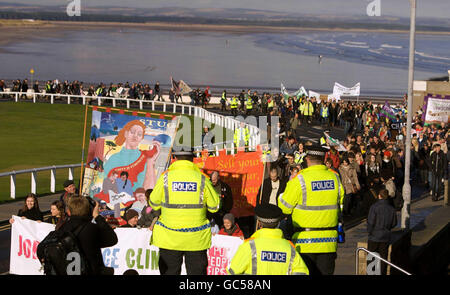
[55,196,118,275]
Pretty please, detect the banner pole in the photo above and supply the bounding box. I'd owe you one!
[255,159,267,232]
[79,103,89,195]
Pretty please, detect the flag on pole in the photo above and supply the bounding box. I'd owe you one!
[281,83,308,100]
[323,132,347,152]
[179,80,193,95]
[170,76,181,95]
[380,101,397,120]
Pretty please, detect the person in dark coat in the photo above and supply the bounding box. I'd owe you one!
[137,189,160,229]
[59,179,78,210]
[430,143,447,201]
[256,167,287,206]
[208,171,233,228]
[10,193,43,224]
[367,189,397,275]
[56,196,118,275]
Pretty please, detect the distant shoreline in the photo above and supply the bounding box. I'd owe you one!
[0,19,450,35]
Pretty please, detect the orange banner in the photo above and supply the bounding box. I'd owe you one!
[194,147,264,218]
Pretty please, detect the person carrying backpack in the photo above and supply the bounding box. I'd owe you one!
[37,196,118,275]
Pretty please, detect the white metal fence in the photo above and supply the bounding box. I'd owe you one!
[0,90,262,200]
[0,164,81,199]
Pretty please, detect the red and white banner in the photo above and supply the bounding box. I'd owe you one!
[9,216,55,275]
[10,217,243,275]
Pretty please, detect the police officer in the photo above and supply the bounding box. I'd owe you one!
[230,95,239,116]
[227,204,309,275]
[234,122,250,151]
[149,148,220,275]
[278,145,344,275]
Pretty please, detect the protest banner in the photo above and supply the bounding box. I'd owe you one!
[83,110,179,215]
[327,93,341,102]
[281,83,307,100]
[380,101,397,120]
[424,97,450,124]
[309,90,321,103]
[333,82,360,97]
[207,235,243,275]
[9,216,55,275]
[10,217,243,275]
[421,94,450,123]
[194,148,264,218]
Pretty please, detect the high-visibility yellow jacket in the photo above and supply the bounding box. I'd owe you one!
[234,127,250,147]
[299,103,305,113]
[278,165,344,254]
[230,96,238,109]
[227,228,309,275]
[268,99,274,108]
[246,98,253,109]
[320,136,327,146]
[321,106,329,118]
[149,160,220,251]
[301,102,314,116]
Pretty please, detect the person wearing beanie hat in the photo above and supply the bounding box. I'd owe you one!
[122,209,139,228]
[227,204,309,275]
[218,213,244,239]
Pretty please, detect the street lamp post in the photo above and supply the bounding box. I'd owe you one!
[401,0,417,230]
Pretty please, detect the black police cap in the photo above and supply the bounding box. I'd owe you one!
[306,144,327,157]
[255,204,282,224]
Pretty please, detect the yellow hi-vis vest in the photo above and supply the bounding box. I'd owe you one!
[149,160,220,251]
[227,228,309,275]
[278,165,344,254]
[299,103,305,113]
[320,136,327,146]
[268,99,274,108]
[246,98,253,109]
[321,106,328,118]
[234,127,250,147]
[230,97,238,109]
[302,102,314,116]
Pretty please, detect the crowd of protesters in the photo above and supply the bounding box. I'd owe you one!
[0,78,216,107]
[4,78,449,274]
[265,94,449,220]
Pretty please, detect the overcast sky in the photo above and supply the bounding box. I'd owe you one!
[9,0,450,18]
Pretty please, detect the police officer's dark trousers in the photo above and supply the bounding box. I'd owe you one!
[300,252,337,275]
[159,248,208,275]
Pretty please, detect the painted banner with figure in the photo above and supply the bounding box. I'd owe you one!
[333,82,360,97]
[194,148,264,218]
[10,217,243,275]
[424,97,450,124]
[82,110,178,215]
